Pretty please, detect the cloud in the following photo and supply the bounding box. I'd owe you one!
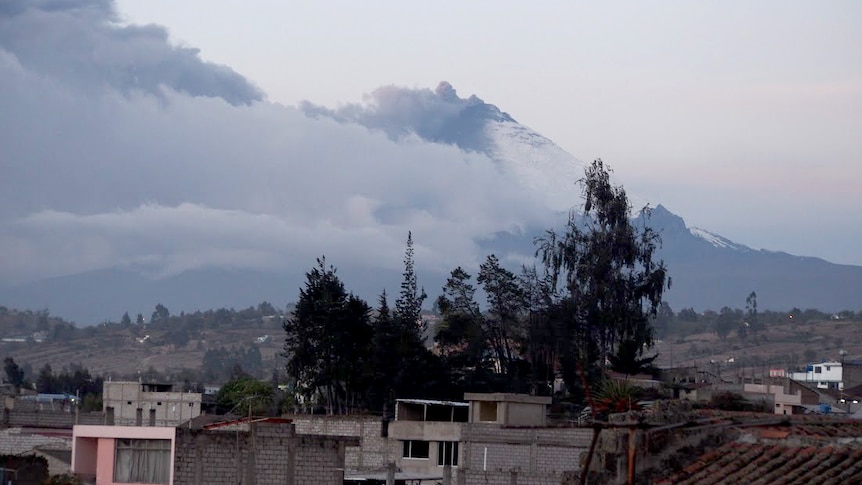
[301,81,516,153]
[0,0,263,105]
[0,2,553,287]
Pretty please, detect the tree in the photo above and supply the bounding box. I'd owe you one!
[283,257,373,414]
[36,363,55,393]
[435,267,492,390]
[608,339,658,376]
[394,231,428,337]
[120,312,132,327]
[216,375,274,416]
[151,304,169,324]
[519,265,561,395]
[537,159,669,390]
[714,306,739,340]
[653,302,674,338]
[3,357,26,389]
[477,255,527,385]
[678,307,698,322]
[745,291,762,333]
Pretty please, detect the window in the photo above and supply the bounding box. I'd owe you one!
[114,439,171,484]
[479,401,497,422]
[402,440,430,459]
[815,367,822,374]
[437,441,459,466]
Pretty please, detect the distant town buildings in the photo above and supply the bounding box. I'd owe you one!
[102,381,202,427]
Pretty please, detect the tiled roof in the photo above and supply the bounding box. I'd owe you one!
[657,442,862,485]
[654,418,862,484]
[0,428,71,455]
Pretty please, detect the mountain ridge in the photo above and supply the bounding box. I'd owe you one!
[2,81,860,323]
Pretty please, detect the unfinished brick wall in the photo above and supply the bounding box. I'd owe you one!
[459,424,591,485]
[287,414,398,471]
[174,422,356,485]
[5,409,104,428]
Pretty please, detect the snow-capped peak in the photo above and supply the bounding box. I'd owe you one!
[690,227,750,251]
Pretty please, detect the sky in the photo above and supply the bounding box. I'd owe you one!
[112,0,862,265]
[0,0,860,297]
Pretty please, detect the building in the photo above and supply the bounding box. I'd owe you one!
[72,424,176,484]
[386,398,469,481]
[72,417,359,485]
[743,377,820,415]
[309,393,591,484]
[789,361,845,390]
[102,381,201,427]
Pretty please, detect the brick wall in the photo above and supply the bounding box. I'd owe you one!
[286,414,398,471]
[5,409,104,428]
[174,421,357,485]
[459,424,591,485]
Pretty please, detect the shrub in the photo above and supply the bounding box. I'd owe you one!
[594,379,643,414]
[44,474,83,485]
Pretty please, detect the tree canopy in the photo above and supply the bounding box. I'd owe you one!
[537,159,669,389]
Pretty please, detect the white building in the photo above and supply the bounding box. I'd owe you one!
[788,361,844,390]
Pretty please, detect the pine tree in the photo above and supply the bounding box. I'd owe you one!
[283,257,373,414]
[394,231,427,338]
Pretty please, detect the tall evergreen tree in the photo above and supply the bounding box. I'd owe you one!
[3,357,26,389]
[435,267,490,390]
[283,257,373,414]
[394,231,427,337]
[477,255,527,384]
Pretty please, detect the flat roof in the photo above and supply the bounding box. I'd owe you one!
[396,398,468,407]
[463,393,552,405]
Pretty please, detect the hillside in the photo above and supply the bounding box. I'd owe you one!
[0,305,285,383]
[653,313,862,378]
[3,303,862,387]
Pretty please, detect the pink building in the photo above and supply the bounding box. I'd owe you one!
[72,425,176,485]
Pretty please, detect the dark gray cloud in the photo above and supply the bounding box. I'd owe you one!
[302,81,515,153]
[0,0,262,105]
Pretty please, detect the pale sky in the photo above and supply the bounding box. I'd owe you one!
[113,0,862,266]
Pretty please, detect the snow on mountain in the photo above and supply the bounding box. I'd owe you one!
[484,118,650,214]
[689,226,751,251]
[484,120,586,212]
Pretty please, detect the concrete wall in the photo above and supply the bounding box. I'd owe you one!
[504,402,546,427]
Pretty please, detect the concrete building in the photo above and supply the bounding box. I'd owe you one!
[299,393,590,485]
[72,424,176,484]
[102,381,201,427]
[787,361,862,391]
[387,398,469,481]
[464,393,551,426]
[789,361,845,390]
[743,377,820,415]
[72,417,358,485]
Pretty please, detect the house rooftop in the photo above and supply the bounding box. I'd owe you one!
[463,392,552,405]
[655,417,862,484]
[395,398,468,407]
